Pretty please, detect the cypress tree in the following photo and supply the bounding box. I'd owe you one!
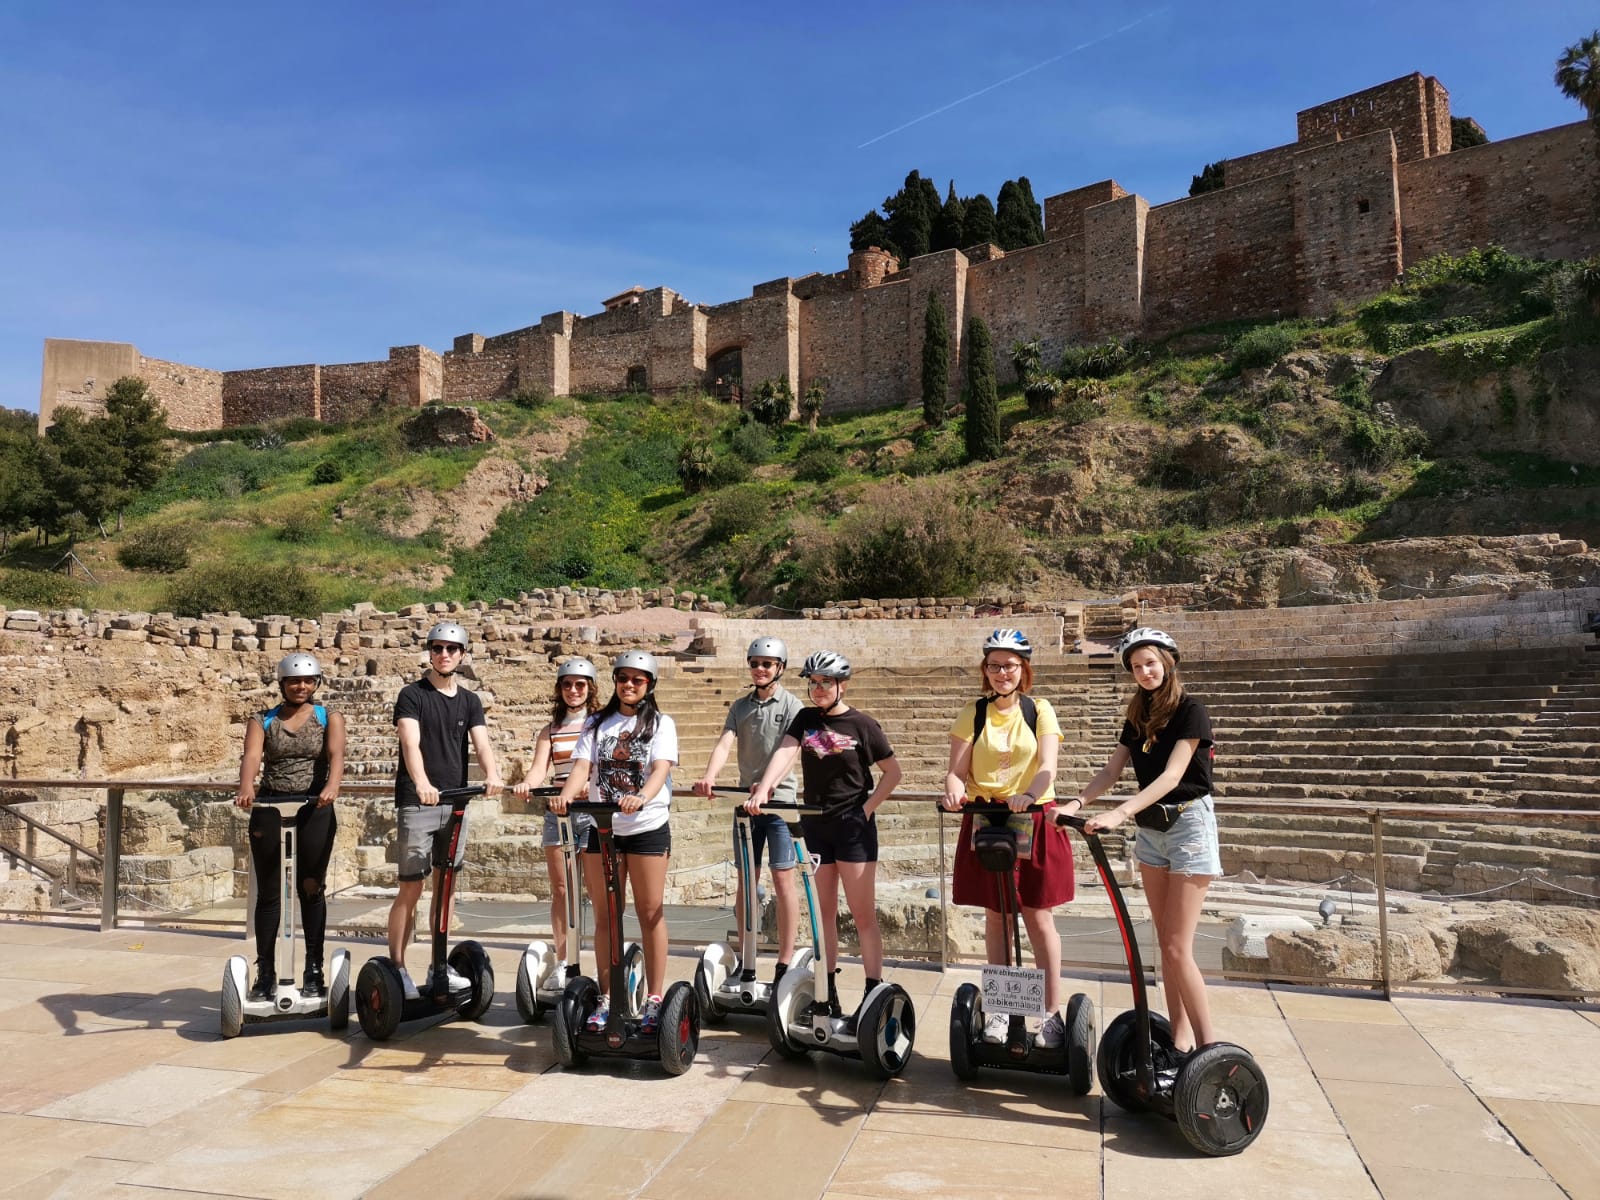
[962,193,997,246]
[995,178,1045,249]
[964,316,1001,461]
[922,290,950,426]
[931,181,967,252]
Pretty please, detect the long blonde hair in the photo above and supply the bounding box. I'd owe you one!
[1124,645,1184,747]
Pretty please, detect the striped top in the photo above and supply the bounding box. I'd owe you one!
[547,713,587,782]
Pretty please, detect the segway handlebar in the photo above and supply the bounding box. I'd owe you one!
[248,793,322,807]
[951,796,1054,814]
[1053,811,1093,835]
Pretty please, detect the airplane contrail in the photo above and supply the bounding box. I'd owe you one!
[857,8,1170,149]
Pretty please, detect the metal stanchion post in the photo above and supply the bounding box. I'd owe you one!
[1371,810,1391,999]
[101,787,123,932]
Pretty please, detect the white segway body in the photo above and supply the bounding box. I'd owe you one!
[221,948,349,1037]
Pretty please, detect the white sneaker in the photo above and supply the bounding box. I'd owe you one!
[982,1012,1008,1044]
[444,965,471,993]
[398,968,420,1001]
[1038,1011,1066,1049]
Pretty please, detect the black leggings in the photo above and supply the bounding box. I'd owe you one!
[248,798,337,967]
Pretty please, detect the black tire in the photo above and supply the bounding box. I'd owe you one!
[554,976,596,1068]
[220,962,244,1040]
[449,941,495,1022]
[1096,1009,1173,1114]
[1065,992,1095,1096]
[767,971,814,1061]
[1174,1043,1270,1156]
[515,955,541,1024]
[860,984,916,1080]
[328,951,350,1032]
[657,981,700,1076]
[948,983,981,1082]
[694,961,728,1026]
[356,957,404,1042]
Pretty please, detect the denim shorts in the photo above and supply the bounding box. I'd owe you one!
[735,811,798,871]
[1133,795,1222,877]
[541,809,597,850]
[397,804,468,882]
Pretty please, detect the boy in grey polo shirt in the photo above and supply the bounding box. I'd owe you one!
[692,636,803,985]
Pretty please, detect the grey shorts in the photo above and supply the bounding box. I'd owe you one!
[1134,796,1223,877]
[541,810,597,850]
[397,804,469,882]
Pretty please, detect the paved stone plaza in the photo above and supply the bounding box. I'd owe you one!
[0,919,1596,1199]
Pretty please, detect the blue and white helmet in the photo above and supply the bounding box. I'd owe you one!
[983,629,1032,659]
[1119,627,1180,670]
[800,650,852,681]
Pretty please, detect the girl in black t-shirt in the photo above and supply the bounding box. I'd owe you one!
[749,650,901,1030]
[1061,628,1221,1054]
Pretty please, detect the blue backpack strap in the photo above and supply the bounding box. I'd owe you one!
[312,704,327,727]
[260,704,281,731]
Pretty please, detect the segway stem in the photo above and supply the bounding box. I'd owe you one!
[429,786,487,978]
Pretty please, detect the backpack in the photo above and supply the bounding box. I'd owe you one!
[973,694,1037,743]
[261,704,327,731]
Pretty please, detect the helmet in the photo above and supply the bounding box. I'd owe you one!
[557,657,598,682]
[425,621,470,650]
[1119,627,1180,670]
[746,637,788,666]
[982,629,1032,659]
[800,650,852,681]
[276,652,322,682]
[611,650,658,682]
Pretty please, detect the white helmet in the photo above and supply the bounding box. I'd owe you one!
[747,637,788,666]
[557,657,598,682]
[425,621,469,649]
[276,652,322,682]
[983,629,1032,659]
[1119,627,1180,670]
[612,650,659,684]
[800,650,852,681]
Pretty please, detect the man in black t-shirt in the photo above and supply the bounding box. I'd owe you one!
[388,621,503,1000]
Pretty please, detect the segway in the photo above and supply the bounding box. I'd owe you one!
[551,801,699,1075]
[694,794,815,1021]
[765,802,916,1079]
[354,786,495,1041]
[947,800,1094,1094]
[1056,811,1269,1155]
[516,799,647,1024]
[221,794,350,1037]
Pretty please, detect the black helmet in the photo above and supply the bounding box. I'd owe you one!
[1119,627,1180,670]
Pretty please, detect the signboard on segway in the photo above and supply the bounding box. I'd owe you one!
[980,964,1047,1017]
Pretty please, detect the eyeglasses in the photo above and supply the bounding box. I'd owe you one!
[428,643,464,656]
[559,679,590,689]
[984,662,1023,674]
[806,677,840,689]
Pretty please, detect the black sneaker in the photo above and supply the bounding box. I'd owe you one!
[807,995,842,1021]
[771,961,788,988]
[740,967,759,984]
[301,962,326,999]
[248,967,275,1002]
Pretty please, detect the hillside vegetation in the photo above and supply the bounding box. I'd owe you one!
[3,249,1598,618]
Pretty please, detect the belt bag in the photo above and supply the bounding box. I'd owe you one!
[1134,799,1192,832]
[972,824,1020,872]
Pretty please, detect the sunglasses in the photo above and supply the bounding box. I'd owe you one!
[428,643,464,656]
[614,673,651,686]
[559,678,590,688]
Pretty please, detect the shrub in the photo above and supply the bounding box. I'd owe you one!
[793,445,844,482]
[1345,410,1427,470]
[705,485,769,542]
[310,458,344,485]
[0,568,88,610]
[1060,339,1129,380]
[1227,322,1302,371]
[1022,373,1059,415]
[729,421,773,464]
[747,378,794,429]
[677,440,714,494]
[800,379,827,432]
[276,508,324,544]
[709,453,751,487]
[116,525,193,573]
[793,479,1022,604]
[508,386,549,410]
[163,562,322,618]
[1262,377,1298,406]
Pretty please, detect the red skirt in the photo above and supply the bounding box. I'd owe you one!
[951,808,1076,911]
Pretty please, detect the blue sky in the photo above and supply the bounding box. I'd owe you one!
[3,1,1594,416]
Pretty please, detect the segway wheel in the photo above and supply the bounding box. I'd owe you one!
[657,981,700,1076]
[1065,992,1095,1096]
[328,950,351,1032]
[622,941,647,1017]
[448,941,495,1023]
[860,984,916,1080]
[693,961,727,1026]
[766,971,814,1061]
[1096,1010,1174,1114]
[355,957,404,1042]
[553,977,596,1068]
[515,954,539,1024]
[1174,1043,1270,1157]
[948,983,981,1082]
[220,958,246,1040]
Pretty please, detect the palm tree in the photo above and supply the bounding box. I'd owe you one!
[1554,30,1600,125]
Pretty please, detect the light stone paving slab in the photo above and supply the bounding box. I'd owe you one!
[1290,1018,1461,1087]
[1272,987,1409,1025]
[642,1100,865,1200]
[0,1112,133,1194]
[1321,1077,1550,1180]
[1361,1161,1570,1200]
[1394,993,1596,1035]
[92,1086,279,1165]
[1241,1051,1345,1137]
[489,1035,766,1132]
[730,1051,890,1112]
[162,1023,356,1072]
[125,1075,506,1200]
[830,1125,1100,1200]
[1103,1119,1381,1200]
[1487,1097,1600,1200]
[30,1062,251,1127]
[1416,1020,1600,1104]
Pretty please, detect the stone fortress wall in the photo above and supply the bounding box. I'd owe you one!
[39,73,1600,433]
